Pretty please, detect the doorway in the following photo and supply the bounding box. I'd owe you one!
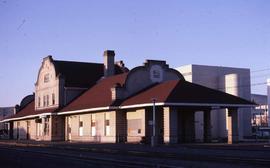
[26,121,30,140]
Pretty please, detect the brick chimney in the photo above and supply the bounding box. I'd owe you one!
[103,50,115,77]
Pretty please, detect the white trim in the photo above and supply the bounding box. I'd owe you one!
[119,102,255,109]
[119,103,164,109]
[0,113,53,123]
[57,106,118,115]
[162,102,256,108]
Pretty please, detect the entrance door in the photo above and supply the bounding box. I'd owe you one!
[16,122,20,140]
[26,121,30,140]
[9,122,13,139]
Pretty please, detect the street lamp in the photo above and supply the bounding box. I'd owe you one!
[151,98,157,147]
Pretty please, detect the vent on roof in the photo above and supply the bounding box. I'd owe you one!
[111,83,123,101]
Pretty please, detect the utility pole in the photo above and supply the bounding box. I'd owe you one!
[151,98,156,147]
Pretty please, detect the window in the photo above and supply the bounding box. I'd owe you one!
[52,93,55,105]
[46,95,49,106]
[105,120,110,126]
[44,74,49,83]
[105,119,110,136]
[37,121,42,136]
[17,121,20,139]
[79,121,83,127]
[127,119,142,136]
[150,65,163,82]
[38,97,41,107]
[43,96,46,107]
[79,121,83,136]
[105,113,110,136]
[91,115,96,136]
[153,70,160,78]
[44,118,49,136]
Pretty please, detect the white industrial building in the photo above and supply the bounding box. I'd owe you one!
[251,94,268,127]
[176,64,252,141]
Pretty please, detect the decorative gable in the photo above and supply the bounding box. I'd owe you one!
[111,60,185,100]
[35,56,59,110]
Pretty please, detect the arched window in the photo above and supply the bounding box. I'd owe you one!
[38,97,41,107]
[46,95,49,106]
[44,74,49,83]
[43,96,46,107]
[52,93,55,105]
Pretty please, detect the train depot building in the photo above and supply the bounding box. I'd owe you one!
[1,50,255,144]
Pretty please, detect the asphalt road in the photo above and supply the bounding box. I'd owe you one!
[0,142,270,168]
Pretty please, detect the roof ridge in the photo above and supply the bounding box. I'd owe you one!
[164,80,182,102]
[53,60,103,65]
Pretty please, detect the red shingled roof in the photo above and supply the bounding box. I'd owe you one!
[60,78,254,113]
[121,80,254,106]
[4,100,58,121]
[60,73,128,112]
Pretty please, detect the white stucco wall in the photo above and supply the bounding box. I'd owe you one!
[65,111,117,143]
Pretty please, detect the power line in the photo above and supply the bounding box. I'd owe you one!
[217,81,270,90]
[251,73,270,78]
[251,68,270,73]
[181,71,270,81]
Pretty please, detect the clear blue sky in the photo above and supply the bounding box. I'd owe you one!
[0,0,270,106]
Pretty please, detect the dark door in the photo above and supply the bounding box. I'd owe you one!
[26,121,30,140]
